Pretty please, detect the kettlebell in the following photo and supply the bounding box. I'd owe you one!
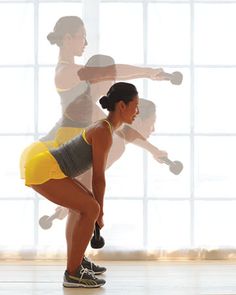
[90,223,105,249]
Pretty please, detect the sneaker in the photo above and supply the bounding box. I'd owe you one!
[63,265,106,288]
[82,256,107,275]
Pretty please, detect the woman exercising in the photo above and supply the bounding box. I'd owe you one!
[24,82,139,288]
[19,16,166,274]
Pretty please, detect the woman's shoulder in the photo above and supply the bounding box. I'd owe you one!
[88,120,113,146]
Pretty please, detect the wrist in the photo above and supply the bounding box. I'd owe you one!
[146,67,153,79]
[151,146,161,155]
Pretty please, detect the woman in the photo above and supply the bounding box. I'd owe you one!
[40,98,167,232]
[24,82,139,288]
[19,16,165,274]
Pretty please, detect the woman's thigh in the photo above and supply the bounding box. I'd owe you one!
[32,178,99,214]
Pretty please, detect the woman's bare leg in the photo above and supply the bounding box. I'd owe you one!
[32,177,100,274]
[65,175,93,266]
[66,209,80,271]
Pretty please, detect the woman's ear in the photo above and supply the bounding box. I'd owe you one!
[63,33,72,43]
[117,100,126,111]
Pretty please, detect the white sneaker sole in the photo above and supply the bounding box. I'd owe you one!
[63,281,105,288]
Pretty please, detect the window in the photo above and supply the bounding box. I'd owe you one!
[1,0,235,258]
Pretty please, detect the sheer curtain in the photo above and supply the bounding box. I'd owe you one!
[1,0,236,260]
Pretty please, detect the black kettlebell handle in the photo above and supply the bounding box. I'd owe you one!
[94,223,101,239]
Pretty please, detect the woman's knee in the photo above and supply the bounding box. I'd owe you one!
[85,199,100,220]
[68,209,80,219]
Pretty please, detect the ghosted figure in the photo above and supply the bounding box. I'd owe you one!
[20,15,182,274]
[20,15,169,181]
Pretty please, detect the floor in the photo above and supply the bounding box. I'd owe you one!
[0,260,236,295]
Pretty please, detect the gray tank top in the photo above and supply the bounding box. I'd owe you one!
[50,130,92,178]
[40,83,91,142]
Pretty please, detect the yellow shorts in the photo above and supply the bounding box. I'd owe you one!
[20,140,58,179]
[21,127,83,183]
[20,128,83,179]
[25,151,66,186]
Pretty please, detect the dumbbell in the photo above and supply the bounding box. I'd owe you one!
[160,71,183,85]
[90,223,105,249]
[160,157,183,175]
[39,207,68,229]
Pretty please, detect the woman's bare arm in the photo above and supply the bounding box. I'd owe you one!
[120,126,167,162]
[78,64,164,82]
[56,63,165,89]
[91,126,112,226]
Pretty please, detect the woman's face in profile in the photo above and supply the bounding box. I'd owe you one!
[141,114,156,138]
[72,26,88,56]
[132,112,156,139]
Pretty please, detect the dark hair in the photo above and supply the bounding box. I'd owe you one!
[47,16,84,47]
[99,82,138,111]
